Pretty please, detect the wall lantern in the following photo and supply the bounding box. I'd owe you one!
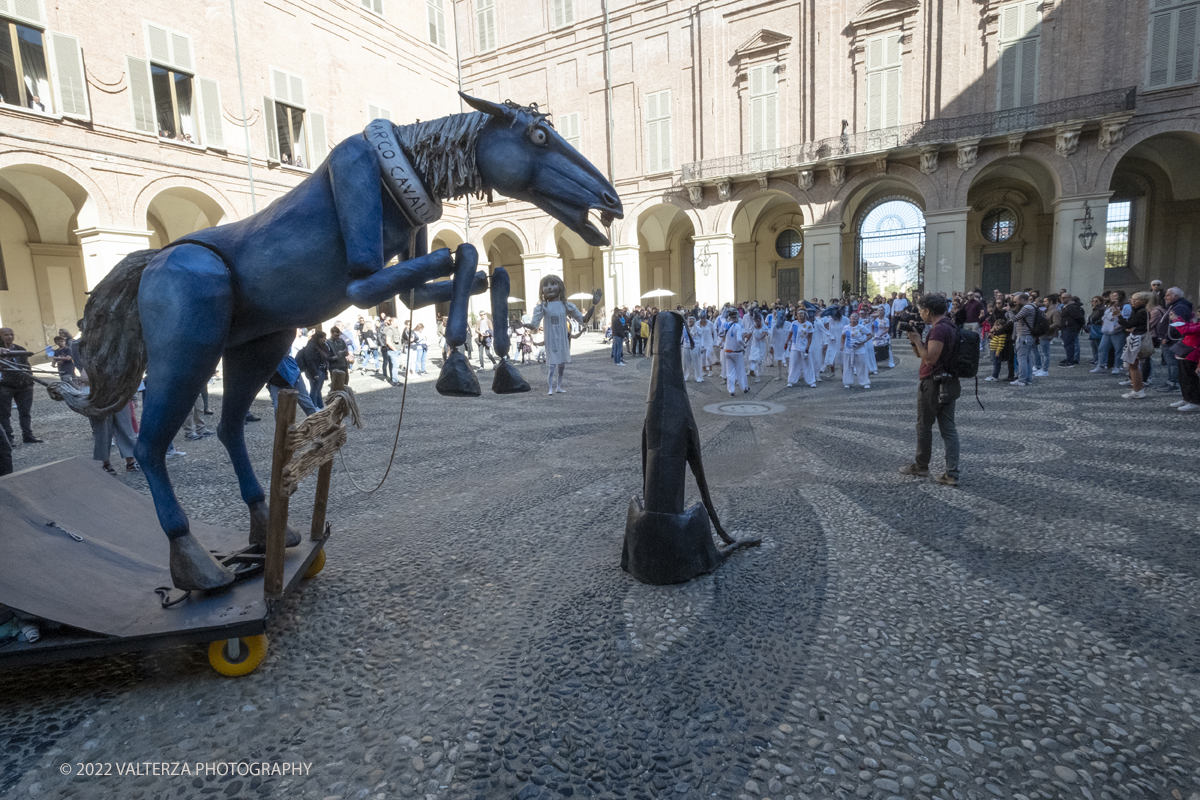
[1078,202,1098,251]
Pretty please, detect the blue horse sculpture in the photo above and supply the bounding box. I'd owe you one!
[59,94,622,590]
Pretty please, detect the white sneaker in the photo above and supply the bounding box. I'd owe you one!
[1178,403,1200,412]
[1010,381,1027,387]
[1118,379,1132,386]
[786,383,795,388]
[1111,368,1122,375]
[984,376,997,382]
[1122,390,1147,399]
[1089,367,1105,373]
[807,384,816,388]
[1170,399,1187,407]
[1033,370,1049,377]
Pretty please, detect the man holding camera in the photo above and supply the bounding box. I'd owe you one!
[898,294,960,486]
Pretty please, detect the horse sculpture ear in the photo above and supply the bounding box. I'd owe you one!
[459,92,512,119]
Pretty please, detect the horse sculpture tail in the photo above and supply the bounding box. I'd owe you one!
[48,249,155,418]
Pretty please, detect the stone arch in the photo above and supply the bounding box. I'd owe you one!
[132,176,238,233]
[714,179,815,236]
[618,193,704,247]
[136,182,236,248]
[430,226,465,251]
[0,154,107,238]
[0,187,41,243]
[830,163,937,225]
[951,142,1074,210]
[478,220,530,254]
[1094,118,1200,193]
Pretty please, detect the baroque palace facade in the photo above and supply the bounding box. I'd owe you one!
[1,0,1199,350]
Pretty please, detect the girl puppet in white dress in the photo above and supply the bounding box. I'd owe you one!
[785,313,817,388]
[748,312,771,382]
[521,274,596,395]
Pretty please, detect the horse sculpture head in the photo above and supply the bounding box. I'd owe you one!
[461,93,623,247]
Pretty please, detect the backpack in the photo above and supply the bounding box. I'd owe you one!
[1029,306,1050,337]
[944,320,985,410]
[640,321,650,338]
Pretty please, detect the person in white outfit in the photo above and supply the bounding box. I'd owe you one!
[770,310,790,378]
[696,313,717,376]
[841,313,872,389]
[681,315,705,383]
[721,309,750,395]
[748,312,770,382]
[786,314,816,388]
[823,310,847,376]
[872,307,895,369]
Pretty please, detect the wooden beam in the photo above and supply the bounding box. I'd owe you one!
[310,370,346,541]
[264,389,297,599]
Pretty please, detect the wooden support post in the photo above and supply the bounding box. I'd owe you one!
[265,389,297,600]
[310,370,346,541]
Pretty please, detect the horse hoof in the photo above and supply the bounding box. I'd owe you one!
[436,351,482,397]
[492,360,531,394]
[248,502,302,547]
[170,533,236,591]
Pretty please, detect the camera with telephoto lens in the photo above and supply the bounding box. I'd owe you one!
[897,320,926,335]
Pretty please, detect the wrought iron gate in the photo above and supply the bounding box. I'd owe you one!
[855,229,925,297]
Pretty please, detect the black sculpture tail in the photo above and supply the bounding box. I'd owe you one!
[49,249,154,418]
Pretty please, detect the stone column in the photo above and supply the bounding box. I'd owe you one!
[1052,195,1110,302]
[923,208,970,296]
[801,223,841,301]
[520,253,564,311]
[74,227,153,290]
[691,233,735,307]
[606,244,642,310]
[29,243,86,345]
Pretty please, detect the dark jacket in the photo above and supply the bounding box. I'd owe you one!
[296,339,329,381]
[1060,300,1086,333]
[1158,297,1195,339]
[611,311,628,338]
[327,335,350,373]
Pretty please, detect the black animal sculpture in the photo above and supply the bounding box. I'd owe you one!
[621,311,761,585]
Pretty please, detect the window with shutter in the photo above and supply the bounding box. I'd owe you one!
[127,55,156,133]
[427,0,446,49]
[477,0,496,52]
[360,0,384,16]
[262,94,279,160]
[1145,1,1198,89]
[267,68,311,166]
[552,0,574,29]
[864,34,900,130]
[198,77,223,148]
[0,14,60,114]
[367,103,392,121]
[560,112,581,150]
[4,0,44,26]
[48,31,87,119]
[748,64,778,153]
[645,90,670,173]
[996,1,1040,109]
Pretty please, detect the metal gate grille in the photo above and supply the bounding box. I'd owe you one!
[855,231,925,296]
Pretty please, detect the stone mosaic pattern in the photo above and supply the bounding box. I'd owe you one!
[2,340,1199,800]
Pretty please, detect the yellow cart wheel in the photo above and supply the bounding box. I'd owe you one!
[207,634,268,677]
[303,548,326,579]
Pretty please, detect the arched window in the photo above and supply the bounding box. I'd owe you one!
[774,229,802,259]
[981,208,1017,242]
[856,197,926,295]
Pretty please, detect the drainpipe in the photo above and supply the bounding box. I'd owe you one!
[602,0,618,308]
[229,0,257,213]
[453,0,470,247]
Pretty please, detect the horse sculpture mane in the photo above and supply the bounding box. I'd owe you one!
[394,101,550,200]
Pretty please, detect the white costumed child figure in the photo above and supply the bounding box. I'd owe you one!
[786,313,817,388]
[748,312,770,382]
[841,313,872,389]
[721,308,751,396]
[521,274,596,395]
[681,315,704,383]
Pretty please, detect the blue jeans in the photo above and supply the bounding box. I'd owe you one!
[307,374,325,409]
[1037,338,1051,372]
[1015,335,1035,383]
[1163,344,1180,385]
[386,349,405,382]
[414,347,427,373]
[1060,328,1079,363]
[269,379,318,416]
[612,336,624,363]
[1096,333,1118,370]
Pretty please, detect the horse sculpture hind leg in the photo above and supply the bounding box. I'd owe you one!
[133,245,238,590]
[216,329,299,548]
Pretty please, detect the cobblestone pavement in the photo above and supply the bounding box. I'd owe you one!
[2,338,1200,800]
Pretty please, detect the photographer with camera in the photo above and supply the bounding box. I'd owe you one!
[898,294,961,487]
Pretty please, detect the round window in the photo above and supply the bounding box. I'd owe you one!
[775,229,803,259]
[981,208,1017,243]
